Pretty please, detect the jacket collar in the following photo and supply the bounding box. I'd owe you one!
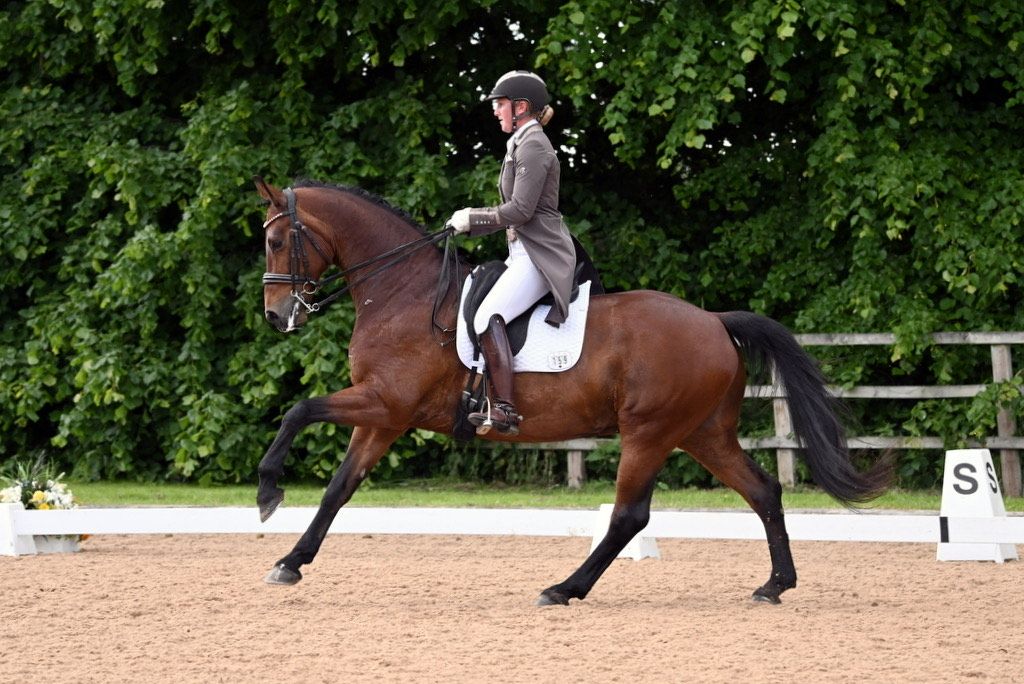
[506,119,540,153]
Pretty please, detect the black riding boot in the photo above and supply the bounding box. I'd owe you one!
[468,315,521,435]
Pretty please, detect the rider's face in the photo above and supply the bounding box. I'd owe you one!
[492,98,523,134]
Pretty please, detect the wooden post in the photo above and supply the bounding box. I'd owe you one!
[566,450,586,490]
[991,344,1021,497]
[772,366,796,488]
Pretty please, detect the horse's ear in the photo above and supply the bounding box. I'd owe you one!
[253,175,285,207]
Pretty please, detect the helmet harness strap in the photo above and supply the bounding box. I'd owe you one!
[510,99,527,132]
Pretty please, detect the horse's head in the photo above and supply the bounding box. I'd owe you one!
[254,177,333,333]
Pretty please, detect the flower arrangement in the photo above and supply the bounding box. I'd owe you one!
[1,455,77,511]
[1,455,85,551]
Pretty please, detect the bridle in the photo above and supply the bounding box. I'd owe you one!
[261,187,458,340]
[262,188,334,315]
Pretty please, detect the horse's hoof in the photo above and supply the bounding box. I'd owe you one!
[536,589,570,607]
[751,590,782,605]
[264,563,302,586]
[257,487,285,523]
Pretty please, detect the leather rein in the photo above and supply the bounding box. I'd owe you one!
[262,187,459,341]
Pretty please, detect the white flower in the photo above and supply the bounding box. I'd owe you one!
[0,485,22,504]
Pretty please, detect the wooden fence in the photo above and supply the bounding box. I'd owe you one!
[528,332,1024,497]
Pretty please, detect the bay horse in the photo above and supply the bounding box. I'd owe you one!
[254,177,889,605]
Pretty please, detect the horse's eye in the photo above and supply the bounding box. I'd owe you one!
[269,238,284,252]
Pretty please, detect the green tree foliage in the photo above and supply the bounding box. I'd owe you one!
[1,0,1021,486]
[541,0,1024,329]
[538,0,1024,484]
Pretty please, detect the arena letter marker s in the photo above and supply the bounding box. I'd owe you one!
[937,449,1019,563]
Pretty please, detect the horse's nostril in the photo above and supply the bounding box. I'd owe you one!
[265,310,279,323]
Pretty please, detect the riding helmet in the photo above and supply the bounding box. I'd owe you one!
[485,70,551,110]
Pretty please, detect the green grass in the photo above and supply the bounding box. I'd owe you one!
[63,478,1021,511]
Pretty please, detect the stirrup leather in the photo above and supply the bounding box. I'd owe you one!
[468,397,521,436]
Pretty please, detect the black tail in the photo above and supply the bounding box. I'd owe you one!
[717,311,891,506]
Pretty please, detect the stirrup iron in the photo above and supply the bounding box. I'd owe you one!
[470,397,521,436]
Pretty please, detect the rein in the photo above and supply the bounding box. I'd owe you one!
[262,187,458,336]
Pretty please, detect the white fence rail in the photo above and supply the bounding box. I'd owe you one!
[4,504,1024,556]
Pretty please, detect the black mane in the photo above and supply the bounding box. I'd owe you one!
[291,178,472,268]
[292,179,427,235]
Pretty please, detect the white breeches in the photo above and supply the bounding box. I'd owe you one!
[474,239,550,334]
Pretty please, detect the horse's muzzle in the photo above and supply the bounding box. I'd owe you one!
[265,309,287,332]
[265,307,304,333]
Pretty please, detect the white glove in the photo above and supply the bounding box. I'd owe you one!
[446,208,471,235]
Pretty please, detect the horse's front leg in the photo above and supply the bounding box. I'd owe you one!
[257,384,392,521]
[264,425,402,585]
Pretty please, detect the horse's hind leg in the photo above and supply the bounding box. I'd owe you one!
[537,432,672,606]
[682,428,796,604]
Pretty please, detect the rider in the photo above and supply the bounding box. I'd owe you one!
[446,70,577,436]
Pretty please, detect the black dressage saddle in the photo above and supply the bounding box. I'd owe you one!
[461,236,603,358]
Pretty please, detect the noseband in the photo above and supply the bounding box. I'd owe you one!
[262,187,454,322]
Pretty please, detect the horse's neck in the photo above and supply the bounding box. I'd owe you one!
[324,197,444,317]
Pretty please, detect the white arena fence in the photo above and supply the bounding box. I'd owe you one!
[3,504,1024,548]
[3,451,1021,558]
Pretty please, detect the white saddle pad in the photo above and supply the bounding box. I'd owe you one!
[456,275,592,373]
